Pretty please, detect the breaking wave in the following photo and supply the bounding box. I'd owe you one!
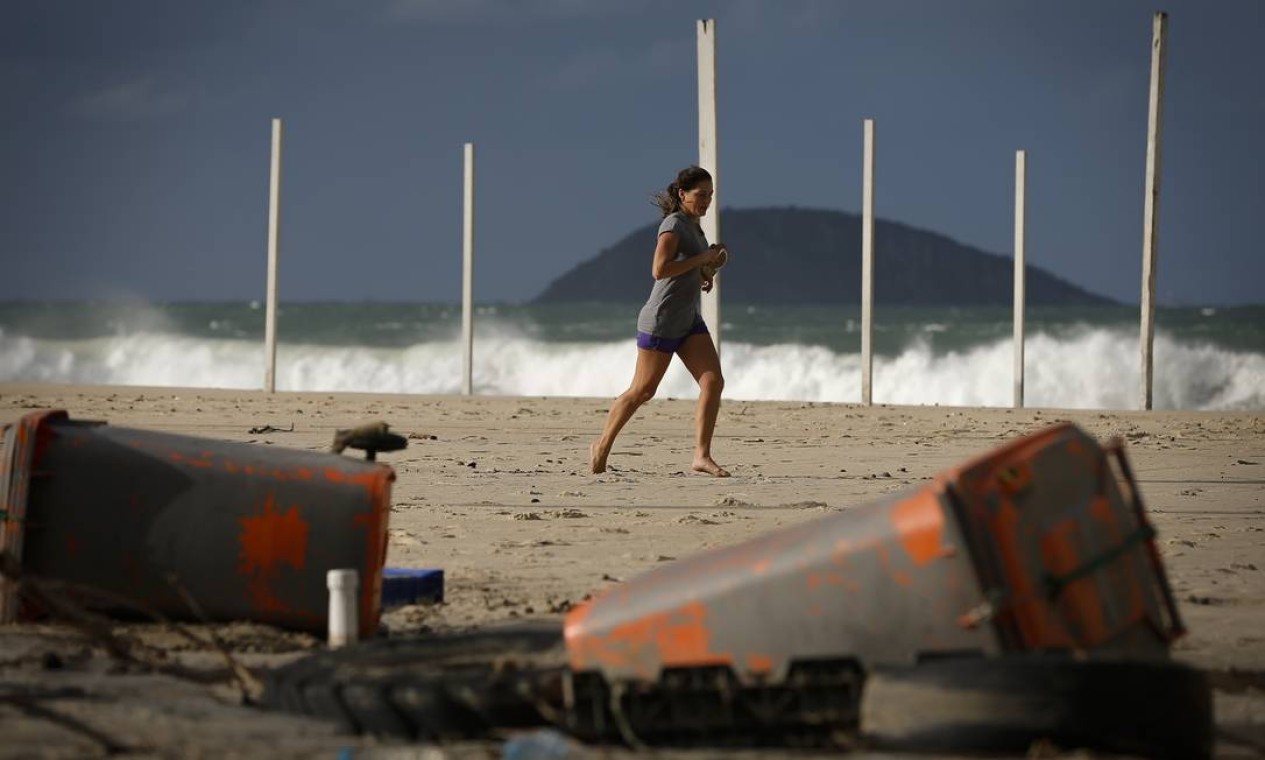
[2,325,1261,411]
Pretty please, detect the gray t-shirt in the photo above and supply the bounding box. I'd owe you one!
[636,211,709,338]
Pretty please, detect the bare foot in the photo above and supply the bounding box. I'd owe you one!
[692,456,730,477]
[590,438,609,474]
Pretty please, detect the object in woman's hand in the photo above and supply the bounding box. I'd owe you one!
[701,246,728,280]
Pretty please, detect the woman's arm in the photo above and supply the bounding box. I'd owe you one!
[651,232,722,280]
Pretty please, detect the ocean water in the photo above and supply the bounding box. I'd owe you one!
[0,300,1262,411]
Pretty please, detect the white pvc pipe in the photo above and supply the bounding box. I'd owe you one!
[326,568,359,648]
[697,18,722,355]
[264,118,283,394]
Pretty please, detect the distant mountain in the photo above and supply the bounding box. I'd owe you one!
[534,207,1115,306]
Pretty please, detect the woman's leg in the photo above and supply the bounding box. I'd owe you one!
[591,348,673,473]
[677,333,729,477]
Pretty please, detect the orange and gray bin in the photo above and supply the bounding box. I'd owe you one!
[565,422,1186,681]
[0,410,392,637]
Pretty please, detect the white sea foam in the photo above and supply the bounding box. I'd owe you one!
[1,326,1261,410]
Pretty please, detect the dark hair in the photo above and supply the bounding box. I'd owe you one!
[652,165,712,218]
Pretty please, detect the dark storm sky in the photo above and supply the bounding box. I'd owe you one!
[2,0,1262,305]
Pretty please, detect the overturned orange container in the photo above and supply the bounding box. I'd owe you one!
[565,422,1185,682]
[0,410,392,637]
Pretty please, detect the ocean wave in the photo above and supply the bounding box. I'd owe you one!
[1,327,1261,410]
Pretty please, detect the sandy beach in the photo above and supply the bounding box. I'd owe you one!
[1,382,1262,758]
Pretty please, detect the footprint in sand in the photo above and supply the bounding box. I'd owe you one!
[388,529,425,547]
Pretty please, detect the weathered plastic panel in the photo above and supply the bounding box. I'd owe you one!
[1,410,392,636]
[566,485,999,682]
[944,422,1181,655]
[565,423,1183,683]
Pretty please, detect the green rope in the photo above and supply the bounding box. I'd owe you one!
[1044,523,1156,599]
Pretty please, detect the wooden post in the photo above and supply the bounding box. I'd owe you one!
[697,18,721,355]
[264,118,283,394]
[462,142,475,396]
[1013,150,1027,409]
[860,119,875,406]
[1140,11,1168,411]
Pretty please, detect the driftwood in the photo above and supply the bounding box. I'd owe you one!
[246,422,294,435]
[0,552,263,702]
[330,421,408,461]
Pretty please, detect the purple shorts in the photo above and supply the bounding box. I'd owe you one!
[636,315,710,354]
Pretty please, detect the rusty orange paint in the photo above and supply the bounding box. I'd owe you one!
[244,577,294,613]
[859,537,902,588]
[1063,437,1105,471]
[238,496,309,573]
[168,451,215,468]
[264,467,311,481]
[1039,521,1109,646]
[33,414,64,463]
[1087,495,1151,635]
[323,467,383,489]
[962,426,1158,651]
[237,495,310,614]
[986,494,1075,650]
[890,492,946,567]
[162,449,322,482]
[566,600,731,677]
[564,596,594,631]
[746,653,775,674]
[807,570,861,593]
[346,467,392,637]
[830,539,853,567]
[1088,495,1116,524]
[998,463,1033,494]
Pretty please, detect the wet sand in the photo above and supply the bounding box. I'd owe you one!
[1,383,1262,758]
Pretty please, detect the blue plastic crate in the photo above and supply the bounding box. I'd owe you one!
[380,567,444,608]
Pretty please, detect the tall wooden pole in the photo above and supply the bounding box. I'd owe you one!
[1013,150,1027,409]
[860,119,875,406]
[697,18,721,355]
[1140,12,1168,410]
[462,142,475,396]
[264,118,283,394]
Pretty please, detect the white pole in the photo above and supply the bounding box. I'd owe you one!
[697,18,721,355]
[1140,12,1168,411]
[1013,150,1027,409]
[462,142,475,396]
[860,119,875,406]
[264,118,283,394]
